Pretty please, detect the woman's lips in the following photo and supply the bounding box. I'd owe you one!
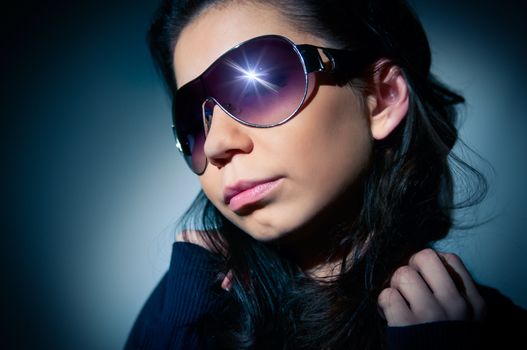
[224,178,283,212]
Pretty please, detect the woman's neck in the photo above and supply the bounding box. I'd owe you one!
[272,213,360,280]
[272,178,366,280]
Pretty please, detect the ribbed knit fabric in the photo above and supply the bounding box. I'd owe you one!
[124,242,228,350]
[125,242,527,349]
[386,320,482,350]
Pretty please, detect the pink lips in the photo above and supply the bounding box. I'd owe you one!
[223,177,283,212]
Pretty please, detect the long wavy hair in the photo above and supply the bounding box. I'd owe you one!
[147,0,490,348]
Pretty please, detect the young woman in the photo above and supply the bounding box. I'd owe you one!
[125,0,527,348]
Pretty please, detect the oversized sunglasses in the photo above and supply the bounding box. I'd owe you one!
[172,34,376,175]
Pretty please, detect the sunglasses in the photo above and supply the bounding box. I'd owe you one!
[172,34,376,175]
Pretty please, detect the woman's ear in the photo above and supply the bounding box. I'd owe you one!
[367,60,409,140]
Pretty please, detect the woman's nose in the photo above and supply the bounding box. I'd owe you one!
[202,102,254,170]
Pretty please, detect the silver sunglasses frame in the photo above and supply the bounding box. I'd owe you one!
[172,34,377,174]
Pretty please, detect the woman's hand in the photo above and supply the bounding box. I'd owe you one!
[377,248,487,326]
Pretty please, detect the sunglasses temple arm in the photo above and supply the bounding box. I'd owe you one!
[323,47,378,77]
[297,44,326,74]
[298,44,378,78]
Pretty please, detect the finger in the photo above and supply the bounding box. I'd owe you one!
[221,269,233,292]
[408,248,468,319]
[378,287,416,326]
[438,252,487,321]
[390,265,446,323]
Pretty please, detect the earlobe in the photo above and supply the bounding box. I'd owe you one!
[369,63,409,140]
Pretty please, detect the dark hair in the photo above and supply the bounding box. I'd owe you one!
[147,0,490,348]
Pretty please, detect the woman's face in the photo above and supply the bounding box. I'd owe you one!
[173,2,374,243]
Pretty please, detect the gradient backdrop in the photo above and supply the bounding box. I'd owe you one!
[3,0,526,349]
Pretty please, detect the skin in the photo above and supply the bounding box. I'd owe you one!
[378,249,487,326]
[173,1,486,326]
[174,3,373,248]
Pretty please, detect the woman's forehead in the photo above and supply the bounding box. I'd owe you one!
[172,2,322,88]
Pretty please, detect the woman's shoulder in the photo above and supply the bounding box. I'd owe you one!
[124,237,229,349]
[476,283,526,319]
[384,283,526,350]
[476,283,527,340]
[167,231,227,296]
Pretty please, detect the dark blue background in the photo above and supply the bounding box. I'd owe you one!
[3,1,526,349]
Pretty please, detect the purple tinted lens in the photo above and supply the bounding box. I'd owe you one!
[173,81,207,174]
[203,36,307,126]
[173,36,307,174]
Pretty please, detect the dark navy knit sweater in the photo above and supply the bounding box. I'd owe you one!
[125,242,527,349]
